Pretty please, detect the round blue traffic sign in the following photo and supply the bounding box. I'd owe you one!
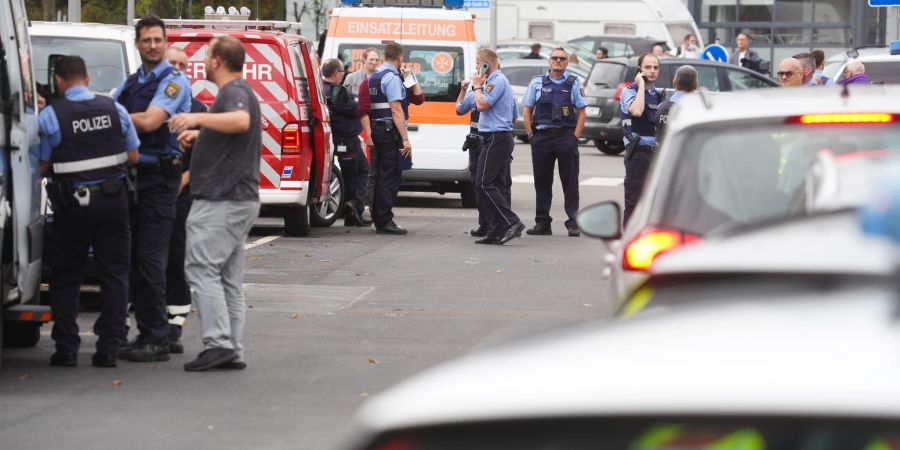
[700,44,729,63]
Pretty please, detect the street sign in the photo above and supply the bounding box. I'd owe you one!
[463,0,491,7]
[869,1,900,6]
[700,44,729,63]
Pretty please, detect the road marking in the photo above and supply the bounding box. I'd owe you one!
[244,233,283,250]
[580,177,624,187]
[511,175,534,184]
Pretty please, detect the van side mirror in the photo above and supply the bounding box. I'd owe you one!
[576,201,622,239]
[846,50,859,59]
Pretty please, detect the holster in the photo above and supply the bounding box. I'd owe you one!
[624,133,641,161]
[160,155,184,180]
[125,166,138,205]
[46,180,77,210]
[461,133,484,152]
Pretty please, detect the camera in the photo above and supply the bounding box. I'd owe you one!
[461,133,484,152]
[740,57,771,76]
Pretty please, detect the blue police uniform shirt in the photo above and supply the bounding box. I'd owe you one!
[619,85,658,146]
[456,90,476,114]
[114,59,192,161]
[477,70,517,132]
[39,86,139,186]
[814,69,835,86]
[523,71,588,129]
[374,62,406,122]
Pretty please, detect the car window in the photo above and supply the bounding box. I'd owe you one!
[337,44,465,102]
[588,63,626,88]
[658,125,900,235]
[860,61,900,84]
[727,69,773,90]
[504,66,545,87]
[32,36,127,95]
[498,49,531,60]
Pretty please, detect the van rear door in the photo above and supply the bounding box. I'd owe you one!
[298,41,333,203]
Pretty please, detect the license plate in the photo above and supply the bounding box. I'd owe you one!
[586,106,601,116]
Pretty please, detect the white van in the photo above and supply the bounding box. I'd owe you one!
[473,0,702,54]
[324,1,478,207]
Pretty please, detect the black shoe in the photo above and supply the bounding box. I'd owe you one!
[168,340,184,354]
[221,361,247,370]
[117,335,144,358]
[344,201,364,226]
[50,352,78,367]
[359,217,373,226]
[470,227,488,237]
[124,343,170,362]
[183,348,239,372]
[376,222,408,235]
[91,353,117,368]
[526,224,552,236]
[475,236,503,245]
[501,221,526,244]
[568,227,581,237]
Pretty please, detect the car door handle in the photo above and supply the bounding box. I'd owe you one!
[407,125,419,132]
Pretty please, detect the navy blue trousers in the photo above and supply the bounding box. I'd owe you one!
[475,131,519,238]
[371,126,403,229]
[469,143,511,229]
[337,137,370,217]
[623,150,653,226]
[530,128,580,229]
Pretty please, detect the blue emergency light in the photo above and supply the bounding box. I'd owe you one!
[891,40,900,56]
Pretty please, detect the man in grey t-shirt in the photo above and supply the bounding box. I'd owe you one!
[169,36,261,372]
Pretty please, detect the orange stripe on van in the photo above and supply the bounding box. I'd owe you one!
[409,102,470,125]
[331,18,474,42]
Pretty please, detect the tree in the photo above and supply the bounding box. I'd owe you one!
[292,0,330,36]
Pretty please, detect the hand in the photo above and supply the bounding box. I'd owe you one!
[635,72,645,87]
[401,139,412,158]
[179,171,190,195]
[471,72,485,88]
[365,134,374,147]
[169,113,201,134]
[177,129,199,152]
[460,80,470,92]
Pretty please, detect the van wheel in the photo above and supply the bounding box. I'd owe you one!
[595,140,625,155]
[311,165,344,227]
[460,182,477,208]
[3,321,41,348]
[284,204,311,236]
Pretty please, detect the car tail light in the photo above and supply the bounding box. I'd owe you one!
[282,123,301,154]
[372,436,417,450]
[623,227,701,271]
[789,113,895,124]
[614,82,632,102]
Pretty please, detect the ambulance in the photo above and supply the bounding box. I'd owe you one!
[324,0,478,207]
[166,18,337,236]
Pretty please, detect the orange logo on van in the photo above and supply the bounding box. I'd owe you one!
[431,52,454,75]
[331,18,474,42]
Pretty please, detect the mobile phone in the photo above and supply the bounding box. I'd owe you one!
[640,71,648,82]
[479,63,489,76]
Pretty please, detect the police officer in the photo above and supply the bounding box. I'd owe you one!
[470,48,524,245]
[322,58,370,226]
[39,56,140,367]
[115,16,192,362]
[523,47,587,237]
[455,80,513,237]
[620,53,662,226]
[164,47,208,354]
[368,42,413,235]
[656,65,697,144]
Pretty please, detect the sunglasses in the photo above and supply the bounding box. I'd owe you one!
[549,56,567,62]
[777,71,797,78]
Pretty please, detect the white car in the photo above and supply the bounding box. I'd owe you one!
[339,280,900,450]
[833,53,900,85]
[587,85,900,300]
[29,21,140,96]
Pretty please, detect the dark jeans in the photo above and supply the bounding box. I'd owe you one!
[475,131,519,237]
[623,150,653,226]
[129,170,180,344]
[365,141,378,212]
[50,187,130,355]
[531,128,580,229]
[371,126,403,229]
[165,183,192,339]
[336,137,370,216]
[469,143,512,229]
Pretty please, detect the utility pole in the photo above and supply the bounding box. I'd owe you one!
[489,0,497,50]
[127,0,135,25]
[67,0,80,22]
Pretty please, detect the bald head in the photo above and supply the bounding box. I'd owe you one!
[166,47,188,72]
[844,59,866,78]
[778,58,804,87]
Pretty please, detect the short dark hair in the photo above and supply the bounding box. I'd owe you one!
[321,58,344,77]
[792,52,814,70]
[383,42,403,61]
[54,55,87,81]
[210,36,245,73]
[135,15,165,41]
[673,65,698,91]
[531,42,541,51]
[598,46,608,56]
[737,31,751,40]
[637,53,659,68]
[811,49,826,67]
[684,33,694,42]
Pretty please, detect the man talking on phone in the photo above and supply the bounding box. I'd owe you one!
[470,48,524,245]
[619,53,662,226]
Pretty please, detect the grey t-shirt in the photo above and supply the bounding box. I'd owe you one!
[191,78,261,201]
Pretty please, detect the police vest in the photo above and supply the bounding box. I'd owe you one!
[116,66,175,155]
[620,84,661,137]
[369,68,408,121]
[533,74,578,127]
[51,96,126,184]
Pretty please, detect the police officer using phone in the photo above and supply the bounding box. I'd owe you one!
[368,42,412,235]
[114,16,192,362]
[620,53,662,226]
[39,56,140,367]
[522,47,587,237]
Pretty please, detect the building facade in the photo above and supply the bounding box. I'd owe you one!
[686,0,892,64]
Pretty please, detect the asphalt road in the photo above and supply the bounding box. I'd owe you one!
[0,142,625,450]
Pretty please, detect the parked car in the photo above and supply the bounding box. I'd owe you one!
[833,53,900,85]
[496,59,588,143]
[579,85,900,300]
[569,34,669,58]
[338,276,900,450]
[823,46,889,81]
[497,39,596,70]
[583,57,778,155]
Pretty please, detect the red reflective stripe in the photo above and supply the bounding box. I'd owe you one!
[20,312,34,321]
[41,312,53,322]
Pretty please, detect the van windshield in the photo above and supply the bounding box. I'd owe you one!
[32,36,127,95]
[337,44,465,102]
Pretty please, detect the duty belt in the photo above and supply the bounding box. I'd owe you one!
[637,144,657,152]
[535,127,573,136]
